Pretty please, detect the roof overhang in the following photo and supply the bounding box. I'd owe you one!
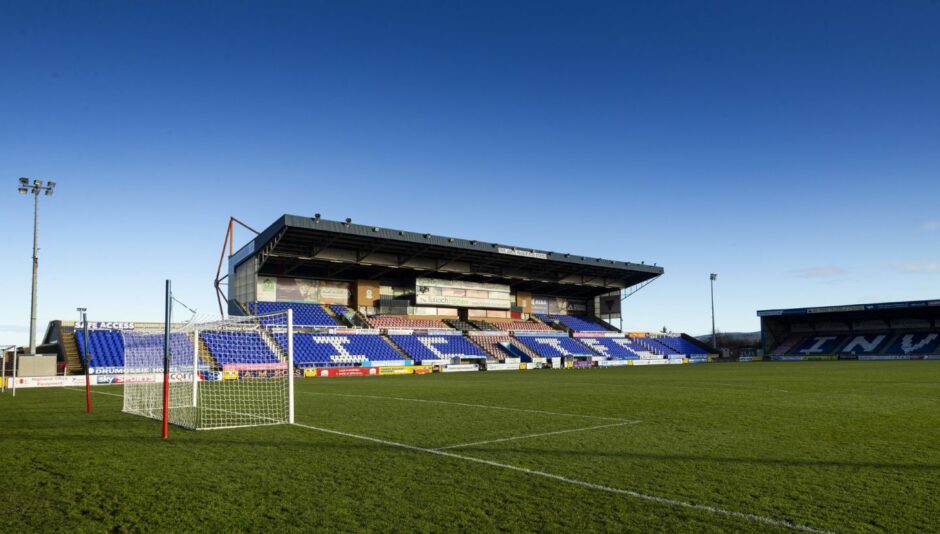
[233,215,663,298]
[757,299,940,321]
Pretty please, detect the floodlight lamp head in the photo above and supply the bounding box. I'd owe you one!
[33,179,42,186]
[47,181,56,189]
[45,189,53,196]
[18,188,27,195]
[710,273,718,281]
[19,177,29,185]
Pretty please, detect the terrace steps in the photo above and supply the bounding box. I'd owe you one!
[385,335,412,360]
[465,335,499,362]
[196,335,218,370]
[62,328,85,374]
[382,335,413,361]
[472,334,540,361]
[771,335,804,355]
[338,306,373,328]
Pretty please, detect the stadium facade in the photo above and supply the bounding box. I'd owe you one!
[222,214,663,321]
[758,299,940,360]
[15,214,716,387]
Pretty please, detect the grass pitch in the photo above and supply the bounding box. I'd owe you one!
[2,362,938,533]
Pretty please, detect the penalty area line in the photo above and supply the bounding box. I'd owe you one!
[292,422,833,534]
[301,391,636,423]
[64,387,123,398]
[433,421,640,451]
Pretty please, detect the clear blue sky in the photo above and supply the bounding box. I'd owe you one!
[1,1,938,344]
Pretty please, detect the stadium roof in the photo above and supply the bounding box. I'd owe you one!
[757,299,940,319]
[232,214,663,297]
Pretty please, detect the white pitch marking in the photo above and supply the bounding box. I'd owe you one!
[565,381,793,395]
[433,421,639,451]
[293,422,833,534]
[302,391,636,423]
[64,387,123,398]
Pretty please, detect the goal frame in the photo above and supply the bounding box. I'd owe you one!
[122,283,294,435]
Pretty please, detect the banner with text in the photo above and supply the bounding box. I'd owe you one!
[415,278,511,309]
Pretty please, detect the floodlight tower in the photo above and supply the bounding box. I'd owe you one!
[17,178,56,355]
[709,273,718,351]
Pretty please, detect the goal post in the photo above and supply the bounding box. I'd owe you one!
[287,307,294,424]
[123,308,295,431]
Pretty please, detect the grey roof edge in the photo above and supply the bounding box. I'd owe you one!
[757,298,940,317]
[241,214,664,276]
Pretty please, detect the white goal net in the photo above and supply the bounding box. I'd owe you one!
[122,311,294,430]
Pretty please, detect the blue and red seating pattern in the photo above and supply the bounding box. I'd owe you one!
[578,338,641,359]
[389,334,487,363]
[515,336,595,358]
[788,336,846,356]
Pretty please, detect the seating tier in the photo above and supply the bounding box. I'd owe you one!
[274,333,404,367]
[578,338,641,359]
[201,331,280,365]
[536,314,608,332]
[368,316,451,330]
[389,334,487,363]
[514,336,595,358]
[253,301,339,327]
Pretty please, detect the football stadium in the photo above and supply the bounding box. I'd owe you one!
[3,3,940,532]
[2,214,938,533]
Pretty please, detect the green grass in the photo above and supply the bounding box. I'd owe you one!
[2,362,939,533]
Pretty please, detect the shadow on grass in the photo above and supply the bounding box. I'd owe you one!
[6,430,940,472]
[453,446,940,471]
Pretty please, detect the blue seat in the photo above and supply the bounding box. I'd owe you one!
[515,336,595,358]
[536,314,607,332]
[388,334,487,363]
[252,301,339,327]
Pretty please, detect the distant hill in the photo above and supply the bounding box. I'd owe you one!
[695,331,760,346]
